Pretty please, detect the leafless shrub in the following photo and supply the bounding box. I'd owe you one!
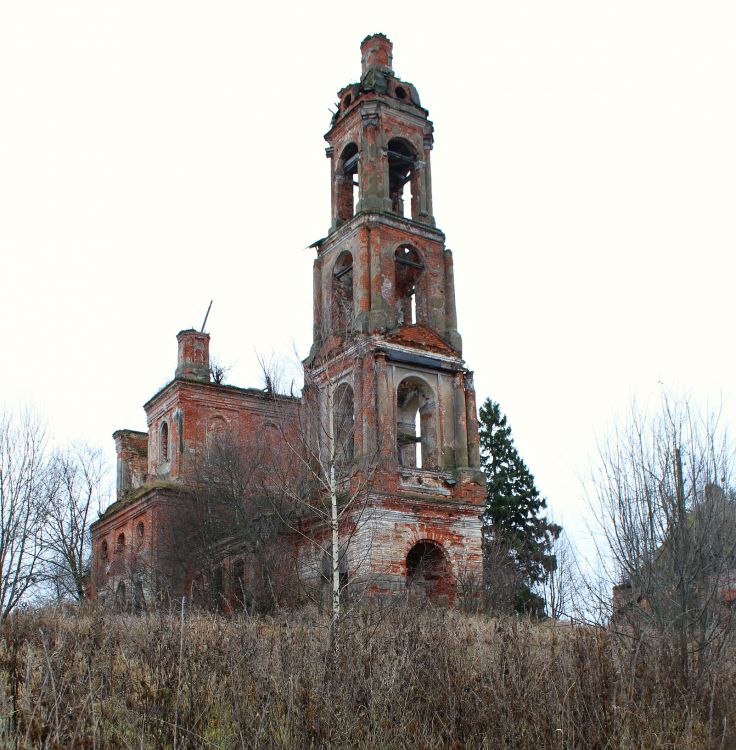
[589,394,736,688]
[0,410,47,620]
[542,528,583,620]
[483,527,525,615]
[40,444,107,603]
[208,357,230,386]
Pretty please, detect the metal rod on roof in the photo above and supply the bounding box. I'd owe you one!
[200,300,213,332]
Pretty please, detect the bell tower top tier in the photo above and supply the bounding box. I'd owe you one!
[326,34,435,233]
[360,33,393,75]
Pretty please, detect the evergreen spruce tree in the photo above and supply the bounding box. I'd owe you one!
[478,398,561,615]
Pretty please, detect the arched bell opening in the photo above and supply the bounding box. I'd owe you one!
[331,250,354,337]
[336,142,359,223]
[387,138,419,220]
[394,245,425,326]
[406,540,453,602]
[396,376,437,469]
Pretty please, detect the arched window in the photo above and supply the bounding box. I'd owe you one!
[136,522,145,545]
[333,382,355,464]
[100,540,109,562]
[394,246,424,326]
[117,532,125,552]
[332,250,354,337]
[387,138,418,219]
[160,421,169,463]
[336,142,359,223]
[396,376,437,469]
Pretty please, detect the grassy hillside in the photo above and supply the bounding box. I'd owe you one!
[1,606,734,749]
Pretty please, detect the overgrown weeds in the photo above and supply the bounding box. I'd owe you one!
[0,605,733,748]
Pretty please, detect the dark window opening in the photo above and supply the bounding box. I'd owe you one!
[395,85,407,100]
[406,541,450,601]
[160,421,169,463]
[100,540,109,562]
[232,559,246,607]
[213,565,224,609]
[395,246,424,326]
[397,376,437,469]
[115,581,127,611]
[332,250,354,337]
[136,522,144,545]
[321,547,349,603]
[343,93,352,107]
[133,580,146,613]
[333,382,355,465]
[117,533,125,552]
[337,142,359,222]
[388,138,418,219]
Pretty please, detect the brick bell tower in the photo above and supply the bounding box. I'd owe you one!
[304,34,485,602]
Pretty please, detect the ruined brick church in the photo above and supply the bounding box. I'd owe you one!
[90,35,486,610]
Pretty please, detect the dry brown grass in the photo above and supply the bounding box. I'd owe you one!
[0,605,734,749]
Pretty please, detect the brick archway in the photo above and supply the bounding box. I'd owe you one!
[405,538,454,604]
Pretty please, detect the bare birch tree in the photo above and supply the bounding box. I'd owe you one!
[0,410,47,619]
[256,356,379,633]
[589,395,736,686]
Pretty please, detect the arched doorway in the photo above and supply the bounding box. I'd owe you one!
[406,540,453,604]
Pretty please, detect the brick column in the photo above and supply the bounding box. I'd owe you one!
[411,161,423,220]
[464,371,481,470]
[421,136,435,225]
[375,352,393,460]
[444,249,462,353]
[453,372,469,468]
[312,258,322,343]
[362,353,376,455]
[359,105,388,212]
[368,224,390,331]
[353,364,364,458]
[326,146,337,230]
[354,226,371,332]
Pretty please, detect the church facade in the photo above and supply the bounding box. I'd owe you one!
[90,34,486,610]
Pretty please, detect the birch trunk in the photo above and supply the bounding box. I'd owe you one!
[327,387,340,627]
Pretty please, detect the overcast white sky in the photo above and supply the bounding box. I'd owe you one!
[1,1,734,560]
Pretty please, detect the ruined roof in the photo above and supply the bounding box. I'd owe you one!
[94,480,192,522]
[143,377,301,412]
